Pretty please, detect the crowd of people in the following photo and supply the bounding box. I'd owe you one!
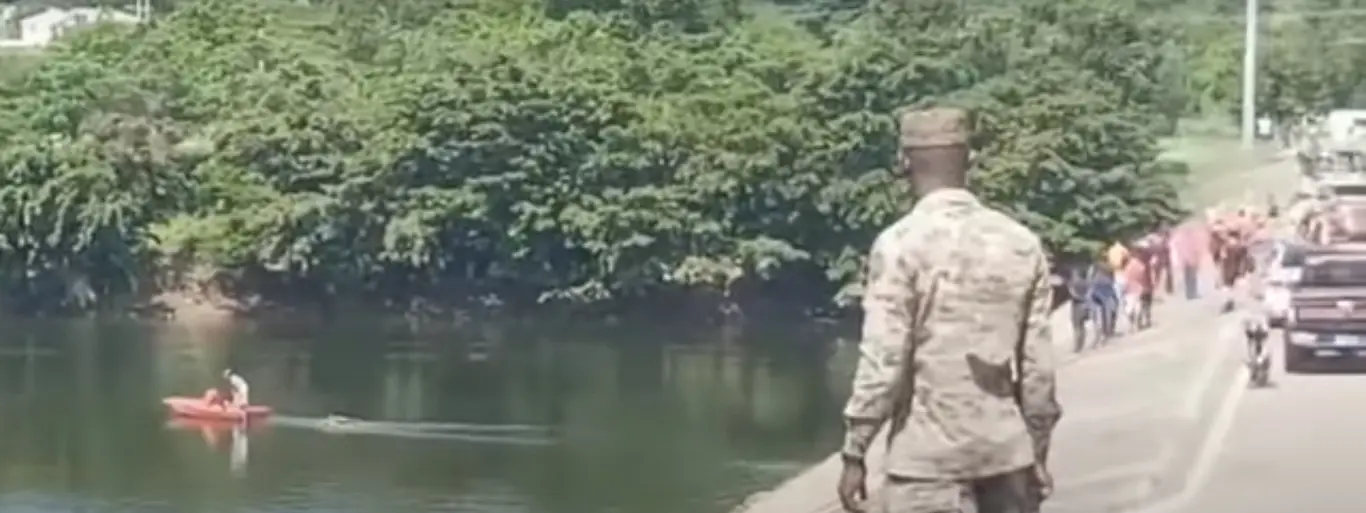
[1061,204,1274,353]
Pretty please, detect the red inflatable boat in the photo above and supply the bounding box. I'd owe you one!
[162,397,272,422]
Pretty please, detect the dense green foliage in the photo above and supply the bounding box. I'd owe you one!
[2,0,1352,316]
[1172,0,1366,124]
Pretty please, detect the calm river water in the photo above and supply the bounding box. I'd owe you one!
[0,317,852,513]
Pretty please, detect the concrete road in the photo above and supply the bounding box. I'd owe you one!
[1042,296,1245,513]
[1176,350,1366,513]
[737,290,1249,513]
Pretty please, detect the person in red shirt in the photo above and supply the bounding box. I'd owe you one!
[1170,219,1208,300]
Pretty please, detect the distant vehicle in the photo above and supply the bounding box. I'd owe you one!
[1296,177,1366,244]
[1283,246,1366,372]
[1304,142,1366,177]
[1324,109,1366,145]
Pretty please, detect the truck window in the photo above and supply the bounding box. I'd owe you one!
[1302,260,1366,285]
[1333,185,1366,196]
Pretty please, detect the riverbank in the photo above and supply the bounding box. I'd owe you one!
[74,135,1280,329]
[126,277,841,332]
[0,123,1274,330]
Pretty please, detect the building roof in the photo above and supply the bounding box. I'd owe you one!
[20,7,70,26]
[68,7,139,23]
[20,6,139,26]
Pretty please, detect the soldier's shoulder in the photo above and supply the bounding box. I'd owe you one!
[871,212,928,252]
[976,206,1046,254]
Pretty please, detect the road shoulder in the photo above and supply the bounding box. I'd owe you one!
[734,295,1246,513]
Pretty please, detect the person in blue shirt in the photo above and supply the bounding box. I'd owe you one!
[1087,262,1119,342]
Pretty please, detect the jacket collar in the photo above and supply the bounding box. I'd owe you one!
[915,188,979,210]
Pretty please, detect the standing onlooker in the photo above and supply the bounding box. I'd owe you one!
[1208,212,1231,290]
[837,107,1059,513]
[1170,218,1207,300]
[1088,260,1118,342]
[1123,248,1153,331]
[1066,266,1092,353]
[1154,229,1173,296]
[1106,241,1130,316]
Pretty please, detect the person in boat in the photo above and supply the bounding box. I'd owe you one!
[223,369,250,408]
[202,384,231,409]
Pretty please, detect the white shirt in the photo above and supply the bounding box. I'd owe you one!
[228,374,249,405]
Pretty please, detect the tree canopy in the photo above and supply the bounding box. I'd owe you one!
[2,0,1338,316]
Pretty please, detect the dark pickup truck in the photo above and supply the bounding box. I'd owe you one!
[1285,246,1366,371]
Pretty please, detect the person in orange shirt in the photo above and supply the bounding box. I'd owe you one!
[1107,241,1130,271]
[1123,249,1153,331]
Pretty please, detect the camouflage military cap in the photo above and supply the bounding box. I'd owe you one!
[900,107,970,148]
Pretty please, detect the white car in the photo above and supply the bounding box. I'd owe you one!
[1262,241,1305,327]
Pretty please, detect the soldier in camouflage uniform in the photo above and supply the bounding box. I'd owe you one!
[836,108,1062,513]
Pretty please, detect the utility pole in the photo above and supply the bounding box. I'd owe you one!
[133,0,150,22]
[1241,0,1259,148]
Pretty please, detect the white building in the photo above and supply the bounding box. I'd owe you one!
[0,5,16,38]
[1,7,140,48]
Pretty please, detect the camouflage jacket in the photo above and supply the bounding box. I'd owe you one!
[841,188,1062,479]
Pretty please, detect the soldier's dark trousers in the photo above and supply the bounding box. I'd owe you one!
[877,466,1038,513]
